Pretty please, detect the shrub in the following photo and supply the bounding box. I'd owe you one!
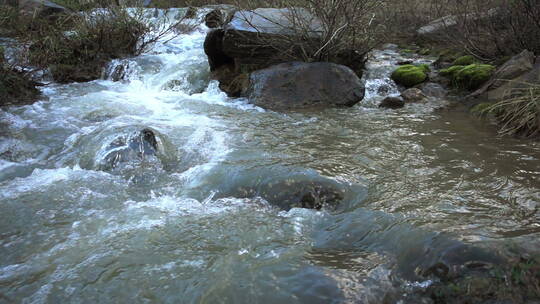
[424,0,540,60]
[391,64,428,87]
[487,83,540,138]
[377,0,447,42]
[25,9,148,83]
[231,0,384,66]
[7,1,194,83]
[148,0,239,8]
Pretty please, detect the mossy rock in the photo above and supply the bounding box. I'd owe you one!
[435,49,463,65]
[417,64,431,73]
[455,64,495,90]
[400,49,414,54]
[452,55,476,66]
[440,65,465,77]
[0,46,4,64]
[391,64,428,88]
[440,64,495,90]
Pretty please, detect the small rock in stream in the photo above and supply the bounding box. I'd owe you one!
[401,88,427,103]
[419,82,447,98]
[397,60,414,65]
[379,96,405,109]
[377,85,391,95]
[100,128,160,171]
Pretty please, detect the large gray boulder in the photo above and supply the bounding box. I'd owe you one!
[18,0,68,18]
[203,7,367,99]
[469,50,540,101]
[417,15,459,36]
[246,62,365,111]
[205,8,323,72]
[417,8,500,38]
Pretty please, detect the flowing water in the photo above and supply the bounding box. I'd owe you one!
[1,8,540,304]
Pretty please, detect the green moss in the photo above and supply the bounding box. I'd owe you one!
[391,64,428,87]
[455,64,495,90]
[440,64,495,90]
[417,64,431,73]
[440,65,465,77]
[435,49,463,65]
[452,55,476,66]
[400,49,414,54]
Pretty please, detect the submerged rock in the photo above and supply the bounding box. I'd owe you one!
[196,165,365,211]
[246,62,365,111]
[257,179,345,210]
[377,84,391,95]
[110,64,126,82]
[99,128,160,171]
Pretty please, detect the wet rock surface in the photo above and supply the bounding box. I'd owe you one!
[99,128,160,171]
[419,82,447,98]
[401,88,427,103]
[246,62,365,111]
[470,50,539,101]
[203,6,236,29]
[203,7,366,99]
[209,166,356,211]
[379,96,405,109]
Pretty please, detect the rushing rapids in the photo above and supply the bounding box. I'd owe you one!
[1,8,540,303]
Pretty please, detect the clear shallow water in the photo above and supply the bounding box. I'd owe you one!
[1,8,540,304]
